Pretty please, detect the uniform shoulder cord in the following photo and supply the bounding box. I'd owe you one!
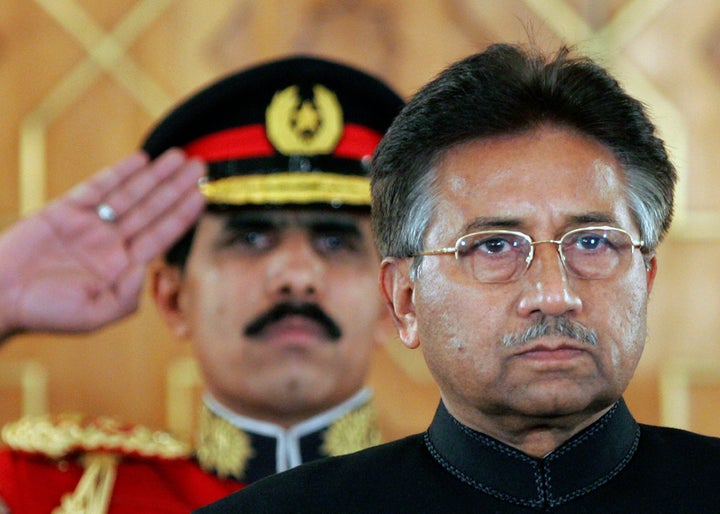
[53,453,119,514]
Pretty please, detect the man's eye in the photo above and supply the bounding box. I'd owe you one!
[578,236,600,249]
[574,234,609,252]
[224,230,273,250]
[479,237,511,254]
[315,234,360,254]
[462,236,514,255]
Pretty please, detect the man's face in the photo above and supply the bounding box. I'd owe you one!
[382,126,656,437]
[156,208,388,426]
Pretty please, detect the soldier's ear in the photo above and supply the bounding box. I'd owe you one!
[152,263,190,338]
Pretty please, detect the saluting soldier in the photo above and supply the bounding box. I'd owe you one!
[0,56,403,513]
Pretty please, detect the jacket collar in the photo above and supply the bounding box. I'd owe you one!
[197,389,380,483]
[425,399,639,509]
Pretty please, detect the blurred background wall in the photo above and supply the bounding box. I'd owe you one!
[2,0,720,443]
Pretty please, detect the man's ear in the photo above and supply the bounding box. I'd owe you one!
[151,262,190,338]
[371,295,396,348]
[645,254,658,294]
[379,257,419,349]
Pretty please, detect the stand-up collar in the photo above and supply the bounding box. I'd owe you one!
[425,399,639,509]
[197,389,380,483]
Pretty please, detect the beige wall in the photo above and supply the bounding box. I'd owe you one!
[2,0,720,442]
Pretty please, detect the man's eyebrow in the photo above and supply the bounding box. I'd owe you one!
[464,217,523,233]
[219,212,364,235]
[567,212,618,225]
[462,212,619,234]
[222,214,277,231]
[307,219,362,235]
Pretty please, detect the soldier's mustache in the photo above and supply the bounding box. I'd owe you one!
[244,302,342,341]
[501,315,598,347]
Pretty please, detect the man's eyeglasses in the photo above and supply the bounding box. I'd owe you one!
[411,226,644,283]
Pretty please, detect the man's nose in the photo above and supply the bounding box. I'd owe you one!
[265,232,324,300]
[516,242,583,318]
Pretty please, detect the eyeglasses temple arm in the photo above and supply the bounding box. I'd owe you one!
[411,247,457,257]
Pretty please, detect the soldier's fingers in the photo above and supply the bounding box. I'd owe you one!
[127,177,205,264]
[66,152,150,207]
[115,157,205,241]
[89,149,193,223]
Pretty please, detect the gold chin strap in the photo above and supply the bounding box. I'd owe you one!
[199,172,371,207]
[53,453,119,514]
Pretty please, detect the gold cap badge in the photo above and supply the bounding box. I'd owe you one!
[266,84,343,156]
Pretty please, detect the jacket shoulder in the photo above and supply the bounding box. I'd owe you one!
[196,434,427,513]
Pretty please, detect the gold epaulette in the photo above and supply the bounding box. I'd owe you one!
[322,400,381,456]
[1,413,191,460]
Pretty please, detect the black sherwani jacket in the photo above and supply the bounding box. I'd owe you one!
[196,399,720,513]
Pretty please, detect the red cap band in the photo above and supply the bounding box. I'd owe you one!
[184,123,382,163]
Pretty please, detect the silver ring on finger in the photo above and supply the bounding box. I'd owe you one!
[96,202,118,223]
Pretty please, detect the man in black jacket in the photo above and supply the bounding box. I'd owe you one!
[197,43,720,513]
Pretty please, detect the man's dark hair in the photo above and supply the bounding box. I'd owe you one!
[164,226,196,267]
[371,43,676,263]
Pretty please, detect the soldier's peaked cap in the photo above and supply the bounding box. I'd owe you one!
[142,55,404,210]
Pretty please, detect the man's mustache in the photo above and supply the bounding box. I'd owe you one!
[244,302,342,341]
[501,315,598,348]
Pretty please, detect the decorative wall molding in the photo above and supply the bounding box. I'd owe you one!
[19,0,176,215]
